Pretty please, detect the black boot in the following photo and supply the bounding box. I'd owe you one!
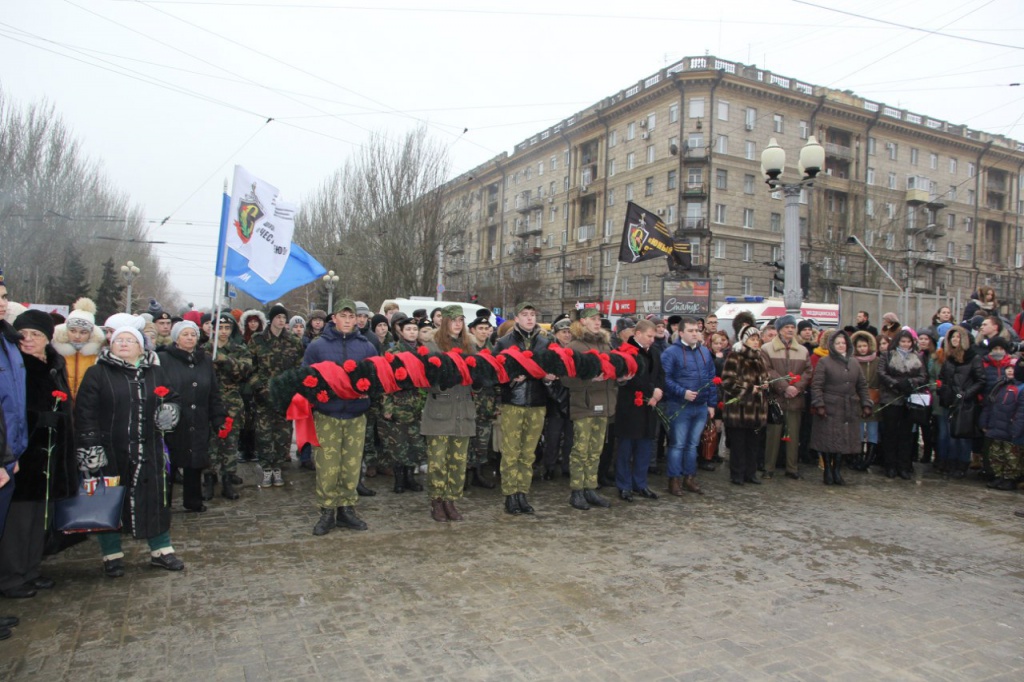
[514,492,534,514]
[833,455,845,485]
[336,506,368,531]
[823,454,834,485]
[569,490,590,510]
[470,466,495,489]
[393,468,405,494]
[863,443,878,471]
[312,508,335,536]
[357,474,376,497]
[404,466,424,492]
[504,495,521,515]
[222,473,240,500]
[584,488,611,508]
[202,472,217,501]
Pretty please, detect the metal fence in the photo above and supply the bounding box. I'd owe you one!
[838,286,962,329]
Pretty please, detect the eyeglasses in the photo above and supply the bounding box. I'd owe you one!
[113,337,140,345]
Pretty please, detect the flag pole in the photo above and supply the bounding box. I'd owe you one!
[211,178,231,361]
[607,261,622,321]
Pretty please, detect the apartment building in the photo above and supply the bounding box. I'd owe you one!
[443,55,1024,320]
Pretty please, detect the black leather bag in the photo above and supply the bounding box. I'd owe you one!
[767,398,785,425]
[54,477,126,534]
[948,399,978,439]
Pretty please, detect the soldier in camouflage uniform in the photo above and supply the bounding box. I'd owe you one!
[494,302,554,515]
[203,312,253,500]
[248,303,304,487]
[380,315,427,493]
[466,315,497,489]
[304,299,378,536]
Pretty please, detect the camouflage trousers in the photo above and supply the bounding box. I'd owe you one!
[498,405,545,496]
[255,405,291,469]
[468,418,494,468]
[987,439,1023,480]
[313,413,366,508]
[363,408,383,469]
[426,436,469,501]
[379,418,426,468]
[570,416,607,490]
[207,428,239,476]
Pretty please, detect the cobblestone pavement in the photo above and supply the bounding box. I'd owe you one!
[2,457,1023,681]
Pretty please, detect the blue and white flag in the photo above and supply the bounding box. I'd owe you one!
[216,165,325,304]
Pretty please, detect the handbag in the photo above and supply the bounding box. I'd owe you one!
[767,398,784,425]
[698,418,720,461]
[54,476,126,534]
[948,398,978,439]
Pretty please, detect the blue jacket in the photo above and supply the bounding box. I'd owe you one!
[979,379,1024,445]
[661,339,718,407]
[0,327,27,466]
[303,326,377,419]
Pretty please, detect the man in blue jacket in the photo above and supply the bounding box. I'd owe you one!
[660,317,717,496]
[303,299,378,536]
[0,276,26,641]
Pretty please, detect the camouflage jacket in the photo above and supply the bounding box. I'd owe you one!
[248,329,304,400]
[203,339,254,414]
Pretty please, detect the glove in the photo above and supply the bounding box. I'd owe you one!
[76,445,107,474]
[898,379,913,394]
[862,406,873,418]
[154,402,180,432]
[813,406,827,418]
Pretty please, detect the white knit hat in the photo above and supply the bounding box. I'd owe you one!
[104,313,145,331]
[111,326,144,347]
[66,297,97,330]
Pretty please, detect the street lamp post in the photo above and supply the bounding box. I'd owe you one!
[322,269,339,313]
[760,136,825,314]
[119,260,140,313]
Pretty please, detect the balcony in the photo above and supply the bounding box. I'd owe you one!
[565,268,595,282]
[906,188,930,205]
[680,182,707,199]
[824,142,852,161]
[683,146,709,163]
[447,244,465,256]
[446,258,467,275]
[515,223,543,238]
[680,217,708,231]
[913,251,947,266]
[515,196,544,213]
[513,246,542,263]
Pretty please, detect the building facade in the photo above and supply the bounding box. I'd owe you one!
[442,55,1024,321]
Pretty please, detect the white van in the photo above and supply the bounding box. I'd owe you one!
[714,298,840,336]
[379,298,498,327]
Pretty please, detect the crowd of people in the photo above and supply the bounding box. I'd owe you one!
[1,276,1023,643]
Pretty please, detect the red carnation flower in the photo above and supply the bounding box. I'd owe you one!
[343,360,357,372]
[153,386,170,398]
[302,375,318,388]
[712,377,722,385]
[224,417,234,427]
[495,356,506,365]
[717,402,724,410]
[935,380,943,388]
[565,348,573,356]
[634,398,644,407]
[479,348,492,356]
[316,390,329,403]
[466,357,477,367]
[417,346,429,356]
[451,347,462,355]
[788,373,802,384]
[429,357,442,367]
[781,436,791,442]
[395,368,408,381]
[51,390,68,402]
[635,391,643,399]
[356,378,371,392]
[523,350,533,358]
[384,352,394,363]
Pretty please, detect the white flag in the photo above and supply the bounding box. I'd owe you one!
[227,165,295,284]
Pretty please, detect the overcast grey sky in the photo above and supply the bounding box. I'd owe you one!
[3,0,1022,307]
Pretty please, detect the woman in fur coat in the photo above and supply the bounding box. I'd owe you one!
[51,298,105,400]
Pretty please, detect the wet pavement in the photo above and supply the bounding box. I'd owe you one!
[2,458,1023,681]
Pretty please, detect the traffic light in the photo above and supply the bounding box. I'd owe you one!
[765,260,785,296]
[470,293,479,303]
[800,263,810,298]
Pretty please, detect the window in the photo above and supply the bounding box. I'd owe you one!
[744,174,755,194]
[966,189,975,205]
[644,177,654,196]
[910,148,919,166]
[743,242,753,261]
[867,137,876,156]
[946,213,955,231]
[949,157,958,174]
[646,113,656,130]
[745,140,756,161]
[642,275,650,294]
[666,204,676,224]
[626,152,636,170]
[687,168,703,184]
[773,114,784,133]
[888,172,897,189]
[742,276,753,296]
[743,208,755,228]
[538,162,544,176]
[714,204,727,224]
[964,244,973,260]
[689,238,702,265]
[713,239,725,259]
[625,183,634,201]
[715,276,725,293]
[965,216,974,232]
[744,107,756,130]
[525,166,532,180]
[718,100,729,121]
[627,122,636,141]
[885,233,895,249]
[668,136,678,154]
[667,170,677,190]
[929,153,938,169]
[948,185,956,201]
[866,198,874,216]
[770,212,781,232]
[798,120,809,140]
[604,219,613,238]
[866,167,875,185]
[603,250,613,267]
[607,131,617,148]
[607,189,615,206]
[967,161,976,177]
[687,133,704,151]
[716,135,728,154]
[551,155,558,171]
[549,206,557,223]
[669,103,679,123]
[689,97,705,118]
[646,145,655,163]
[607,159,616,177]
[771,245,782,262]
[715,169,728,190]
[947,241,956,258]
[621,276,629,295]
[865,230,875,247]
[888,142,898,161]
[885,202,895,219]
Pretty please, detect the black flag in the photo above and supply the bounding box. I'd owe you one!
[618,201,691,269]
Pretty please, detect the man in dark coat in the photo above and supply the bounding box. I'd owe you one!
[854,311,879,338]
[614,319,665,501]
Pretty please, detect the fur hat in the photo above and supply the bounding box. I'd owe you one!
[739,324,760,344]
[797,319,814,334]
[775,314,797,331]
[14,309,55,341]
[309,309,328,321]
[170,320,200,343]
[615,317,636,332]
[66,297,97,330]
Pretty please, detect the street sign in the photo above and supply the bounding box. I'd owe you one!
[437,284,446,294]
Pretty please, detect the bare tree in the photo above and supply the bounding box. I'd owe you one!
[294,126,469,307]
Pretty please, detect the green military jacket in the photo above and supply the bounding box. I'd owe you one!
[203,339,255,415]
[248,329,304,400]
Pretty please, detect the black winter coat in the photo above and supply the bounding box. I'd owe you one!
[157,346,226,469]
[75,350,178,539]
[12,347,77,502]
[938,351,984,409]
[494,324,551,407]
[615,336,665,440]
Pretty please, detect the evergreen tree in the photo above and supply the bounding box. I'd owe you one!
[45,246,91,306]
[94,257,122,321]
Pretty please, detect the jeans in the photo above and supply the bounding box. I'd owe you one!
[934,411,950,463]
[665,403,709,478]
[949,435,972,464]
[861,421,879,445]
